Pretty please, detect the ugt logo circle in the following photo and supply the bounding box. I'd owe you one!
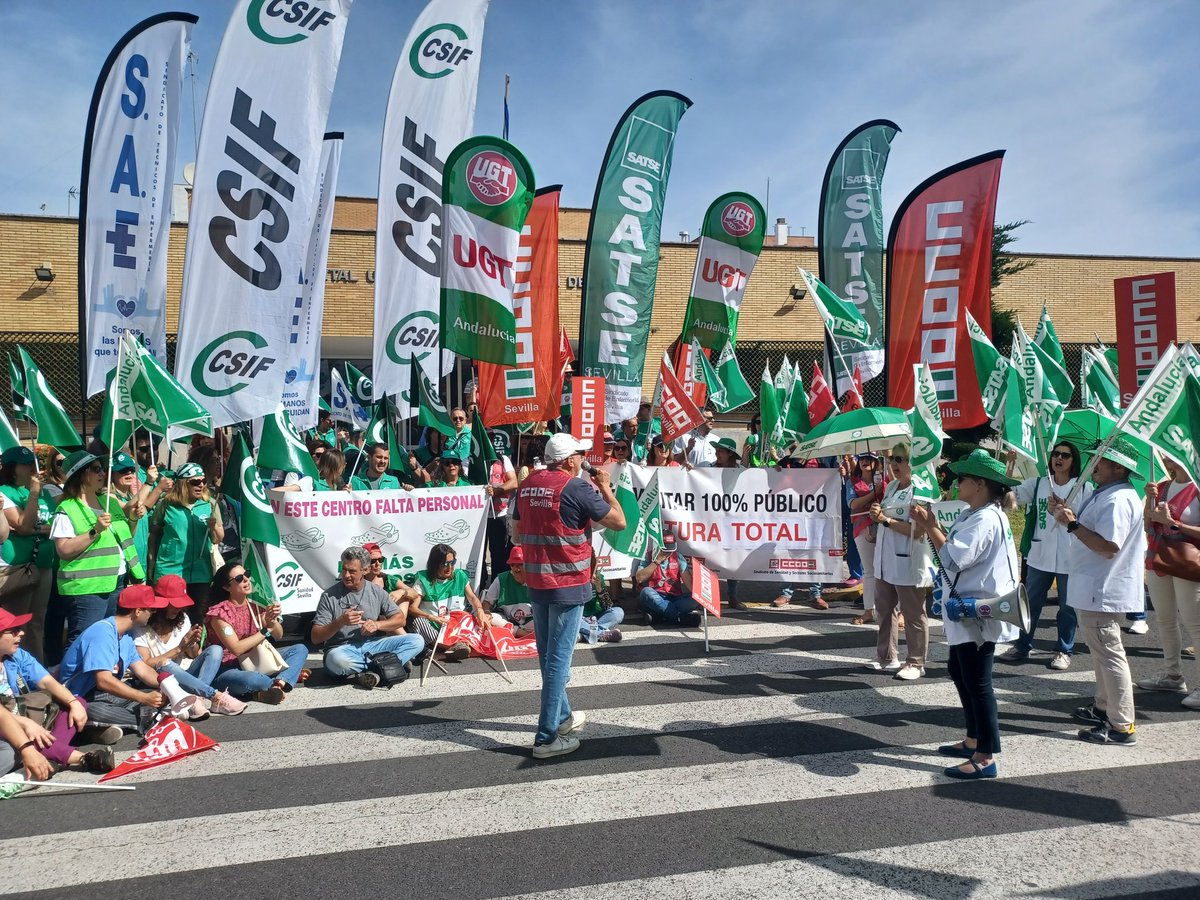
[466,150,517,206]
[191,331,276,398]
[386,311,439,365]
[721,201,756,238]
[247,0,339,45]
[409,23,474,79]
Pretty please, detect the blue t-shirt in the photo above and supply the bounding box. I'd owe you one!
[515,476,612,606]
[1,648,50,698]
[57,618,142,698]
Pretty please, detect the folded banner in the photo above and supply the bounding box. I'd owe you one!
[372,0,489,405]
[818,120,899,394]
[283,133,343,431]
[440,136,535,365]
[99,716,218,782]
[438,610,539,660]
[578,90,692,421]
[679,191,766,352]
[262,487,489,615]
[174,0,352,427]
[80,12,195,398]
[477,187,562,426]
[885,151,1004,429]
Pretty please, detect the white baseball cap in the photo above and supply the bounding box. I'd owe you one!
[543,433,593,463]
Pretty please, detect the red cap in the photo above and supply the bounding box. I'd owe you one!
[154,574,193,607]
[117,584,168,610]
[0,609,33,632]
[603,432,615,444]
[362,542,381,555]
[508,545,525,564]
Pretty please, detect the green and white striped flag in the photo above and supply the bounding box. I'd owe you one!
[909,363,947,469]
[1081,346,1121,417]
[691,339,730,412]
[775,354,794,409]
[714,341,754,411]
[1020,319,1073,405]
[966,311,1009,420]
[1033,306,1067,370]
[1118,344,1200,486]
[800,268,870,347]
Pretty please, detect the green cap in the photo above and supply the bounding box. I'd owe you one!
[949,448,1019,487]
[111,452,136,472]
[62,450,101,482]
[175,462,204,480]
[0,446,35,467]
[713,437,739,455]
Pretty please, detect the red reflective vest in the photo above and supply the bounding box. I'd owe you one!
[516,468,592,591]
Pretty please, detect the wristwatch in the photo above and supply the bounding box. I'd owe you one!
[1067,521,1080,533]
[88,526,98,538]
[260,627,271,637]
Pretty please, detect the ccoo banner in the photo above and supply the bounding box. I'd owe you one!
[283,133,343,431]
[885,151,1004,429]
[818,119,899,394]
[80,13,195,398]
[1115,272,1177,406]
[679,191,766,352]
[578,90,692,421]
[371,0,490,406]
[476,187,562,426]
[174,0,353,428]
[264,486,489,615]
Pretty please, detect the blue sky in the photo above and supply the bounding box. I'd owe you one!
[1,0,1197,257]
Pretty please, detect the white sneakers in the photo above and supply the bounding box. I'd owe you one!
[1126,620,1150,635]
[557,711,586,735]
[532,735,580,758]
[894,664,925,681]
[1182,690,1200,710]
[1048,653,1072,671]
[865,659,902,672]
[1136,673,1189,693]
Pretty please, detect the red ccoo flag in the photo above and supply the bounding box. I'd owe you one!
[657,353,705,444]
[99,716,218,782]
[840,366,865,412]
[808,362,836,426]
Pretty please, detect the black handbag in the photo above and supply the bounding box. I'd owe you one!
[367,651,410,688]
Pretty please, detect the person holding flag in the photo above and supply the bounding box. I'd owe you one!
[847,452,888,627]
[1,446,58,661]
[146,463,223,611]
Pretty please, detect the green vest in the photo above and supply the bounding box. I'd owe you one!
[55,498,145,596]
[491,571,528,609]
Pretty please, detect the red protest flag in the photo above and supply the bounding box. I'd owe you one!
[691,557,722,618]
[840,366,864,412]
[98,716,219,782]
[808,362,836,426]
[657,353,705,445]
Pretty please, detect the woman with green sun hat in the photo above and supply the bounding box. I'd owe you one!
[911,448,1021,780]
[147,462,224,613]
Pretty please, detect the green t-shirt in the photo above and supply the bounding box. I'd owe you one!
[350,473,401,491]
[415,569,470,616]
[152,500,214,584]
[427,479,468,488]
[0,484,56,568]
[314,479,341,492]
[491,570,528,609]
[744,434,763,468]
[108,489,151,569]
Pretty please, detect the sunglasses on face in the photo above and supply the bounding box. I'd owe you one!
[86,462,104,473]
[441,559,457,569]
[370,557,384,564]
[614,445,630,452]
[1051,450,1073,460]
[451,416,466,423]
[227,572,249,585]
[137,446,151,455]
[187,478,206,487]
[889,456,909,465]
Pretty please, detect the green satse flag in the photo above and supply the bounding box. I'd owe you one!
[362,399,414,480]
[1033,306,1067,370]
[774,356,793,412]
[17,347,81,449]
[965,311,1009,420]
[909,363,947,469]
[257,405,318,478]
[7,354,31,422]
[1119,346,1200,486]
[680,192,766,351]
[714,341,754,411]
[466,409,499,485]
[782,369,810,442]
[579,91,692,421]
[1081,347,1121,418]
[603,464,662,557]
[440,136,535,365]
[222,433,280,546]
[0,407,18,453]
[759,362,783,453]
[800,268,871,349]
[409,358,456,439]
[911,462,942,503]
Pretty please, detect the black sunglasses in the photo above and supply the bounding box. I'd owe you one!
[1050,450,1073,460]
[889,456,909,464]
[370,557,384,564]
[227,572,249,585]
[441,558,457,568]
[187,478,206,487]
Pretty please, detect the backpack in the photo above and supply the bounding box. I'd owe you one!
[367,651,410,687]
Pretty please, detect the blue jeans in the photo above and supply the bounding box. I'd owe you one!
[639,587,700,623]
[63,580,124,655]
[161,645,223,699]
[322,633,425,677]
[580,607,625,643]
[211,643,310,698]
[1016,567,1077,654]
[531,600,584,746]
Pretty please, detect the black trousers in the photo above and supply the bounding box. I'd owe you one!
[483,516,512,584]
[947,641,1002,754]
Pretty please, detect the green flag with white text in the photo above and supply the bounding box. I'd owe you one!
[604,464,662,557]
[1118,345,1200,486]
[1034,307,1067,370]
[1020,320,1072,405]
[691,340,730,412]
[221,433,280,547]
[440,136,535,365]
[800,268,871,355]
[966,311,1009,420]
[909,363,947,469]
[18,347,81,449]
[257,405,318,479]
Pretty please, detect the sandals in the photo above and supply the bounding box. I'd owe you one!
[850,613,875,626]
[297,668,312,685]
[254,685,287,705]
[944,759,997,780]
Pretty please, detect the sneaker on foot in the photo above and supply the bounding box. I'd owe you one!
[81,747,115,774]
[894,664,925,681]
[1136,673,1188,693]
[1048,652,1072,671]
[1126,620,1150,635]
[598,629,622,643]
[210,690,247,716]
[557,711,586,735]
[864,658,900,671]
[1072,704,1106,725]
[1184,646,1196,660]
[532,735,580,758]
[445,643,470,662]
[1078,723,1136,745]
[186,697,210,721]
[1182,689,1200,710]
[83,724,123,745]
[997,646,1029,663]
[355,671,381,690]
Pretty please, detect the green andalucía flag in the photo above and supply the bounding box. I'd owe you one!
[995,347,1040,468]
[1019,319,1072,405]
[1033,306,1066,369]
[258,404,318,479]
[966,311,1009,420]
[101,331,212,450]
[714,341,754,411]
[1081,347,1121,417]
[1119,345,1200,486]
[680,192,766,351]
[604,464,662,557]
[409,358,455,439]
[0,408,17,453]
[909,363,947,469]
[440,136,535,365]
[17,347,81,449]
[579,91,692,421]
[221,433,280,546]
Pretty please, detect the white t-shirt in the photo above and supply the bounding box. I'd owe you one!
[1013,475,1092,574]
[937,504,1022,646]
[50,501,127,576]
[283,471,314,492]
[672,430,718,467]
[133,614,193,658]
[1066,481,1146,614]
[874,481,933,587]
[0,492,13,569]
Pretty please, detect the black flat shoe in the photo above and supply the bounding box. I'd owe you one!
[937,743,976,759]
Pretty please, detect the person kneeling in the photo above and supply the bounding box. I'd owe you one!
[637,532,697,626]
[311,547,424,689]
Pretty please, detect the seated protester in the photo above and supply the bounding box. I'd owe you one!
[314,447,350,492]
[637,531,698,626]
[408,542,490,661]
[482,545,535,638]
[0,608,114,774]
[350,443,403,491]
[133,575,245,716]
[57,584,168,740]
[206,562,310,705]
[1,701,53,783]
[363,542,420,601]
[581,558,624,644]
[310,546,425,689]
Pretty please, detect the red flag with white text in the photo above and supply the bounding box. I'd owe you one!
[98,716,218,782]
[657,353,704,444]
[438,610,539,659]
[808,362,836,426]
[691,557,722,618]
[572,376,606,466]
[840,366,864,412]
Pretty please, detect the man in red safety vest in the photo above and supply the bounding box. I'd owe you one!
[513,432,625,759]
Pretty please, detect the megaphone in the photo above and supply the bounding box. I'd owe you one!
[940,585,1032,633]
[157,672,209,721]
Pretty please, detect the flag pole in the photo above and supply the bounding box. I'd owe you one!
[104,332,126,515]
[5,779,136,793]
[822,323,865,408]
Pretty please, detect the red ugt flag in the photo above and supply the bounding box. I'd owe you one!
[808,362,836,426]
[657,353,704,444]
[840,366,864,412]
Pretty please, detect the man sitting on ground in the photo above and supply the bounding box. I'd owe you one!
[637,531,698,626]
[311,546,425,689]
[482,545,534,637]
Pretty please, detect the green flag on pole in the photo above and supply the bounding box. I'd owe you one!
[714,341,754,411]
[258,405,318,478]
[363,398,414,479]
[243,540,278,608]
[909,363,947,469]
[800,268,871,349]
[1118,345,1200,486]
[466,408,499,485]
[0,407,18,453]
[17,347,81,449]
[911,462,943,503]
[781,369,810,442]
[965,311,1009,420]
[759,362,783,454]
[345,363,374,410]
[1081,346,1121,418]
[7,354,31,423]
[1019,320,1073,405]
[409,358,455,439]
[101,332,212,450]
[603,464,662,557]
[1033,306,1067,370]
[221,432,280,546]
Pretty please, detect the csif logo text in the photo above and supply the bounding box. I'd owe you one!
[386,310,439,365]
[247,0,338,45]
[191,331,276,397]
[409,23,474,79]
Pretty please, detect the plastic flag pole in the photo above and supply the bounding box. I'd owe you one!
[702,607,710,653]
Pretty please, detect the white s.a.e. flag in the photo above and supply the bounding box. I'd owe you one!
[282,133,342,431]
[81,13,195,397]
[371,0,490,406]
[174,0,353,427]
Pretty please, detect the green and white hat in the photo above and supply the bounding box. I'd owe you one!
[949,449,1019,488]
[713,437,739,455]
[61,450,100,482]
[175,462,205,480]
[1090,435,1140,472]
